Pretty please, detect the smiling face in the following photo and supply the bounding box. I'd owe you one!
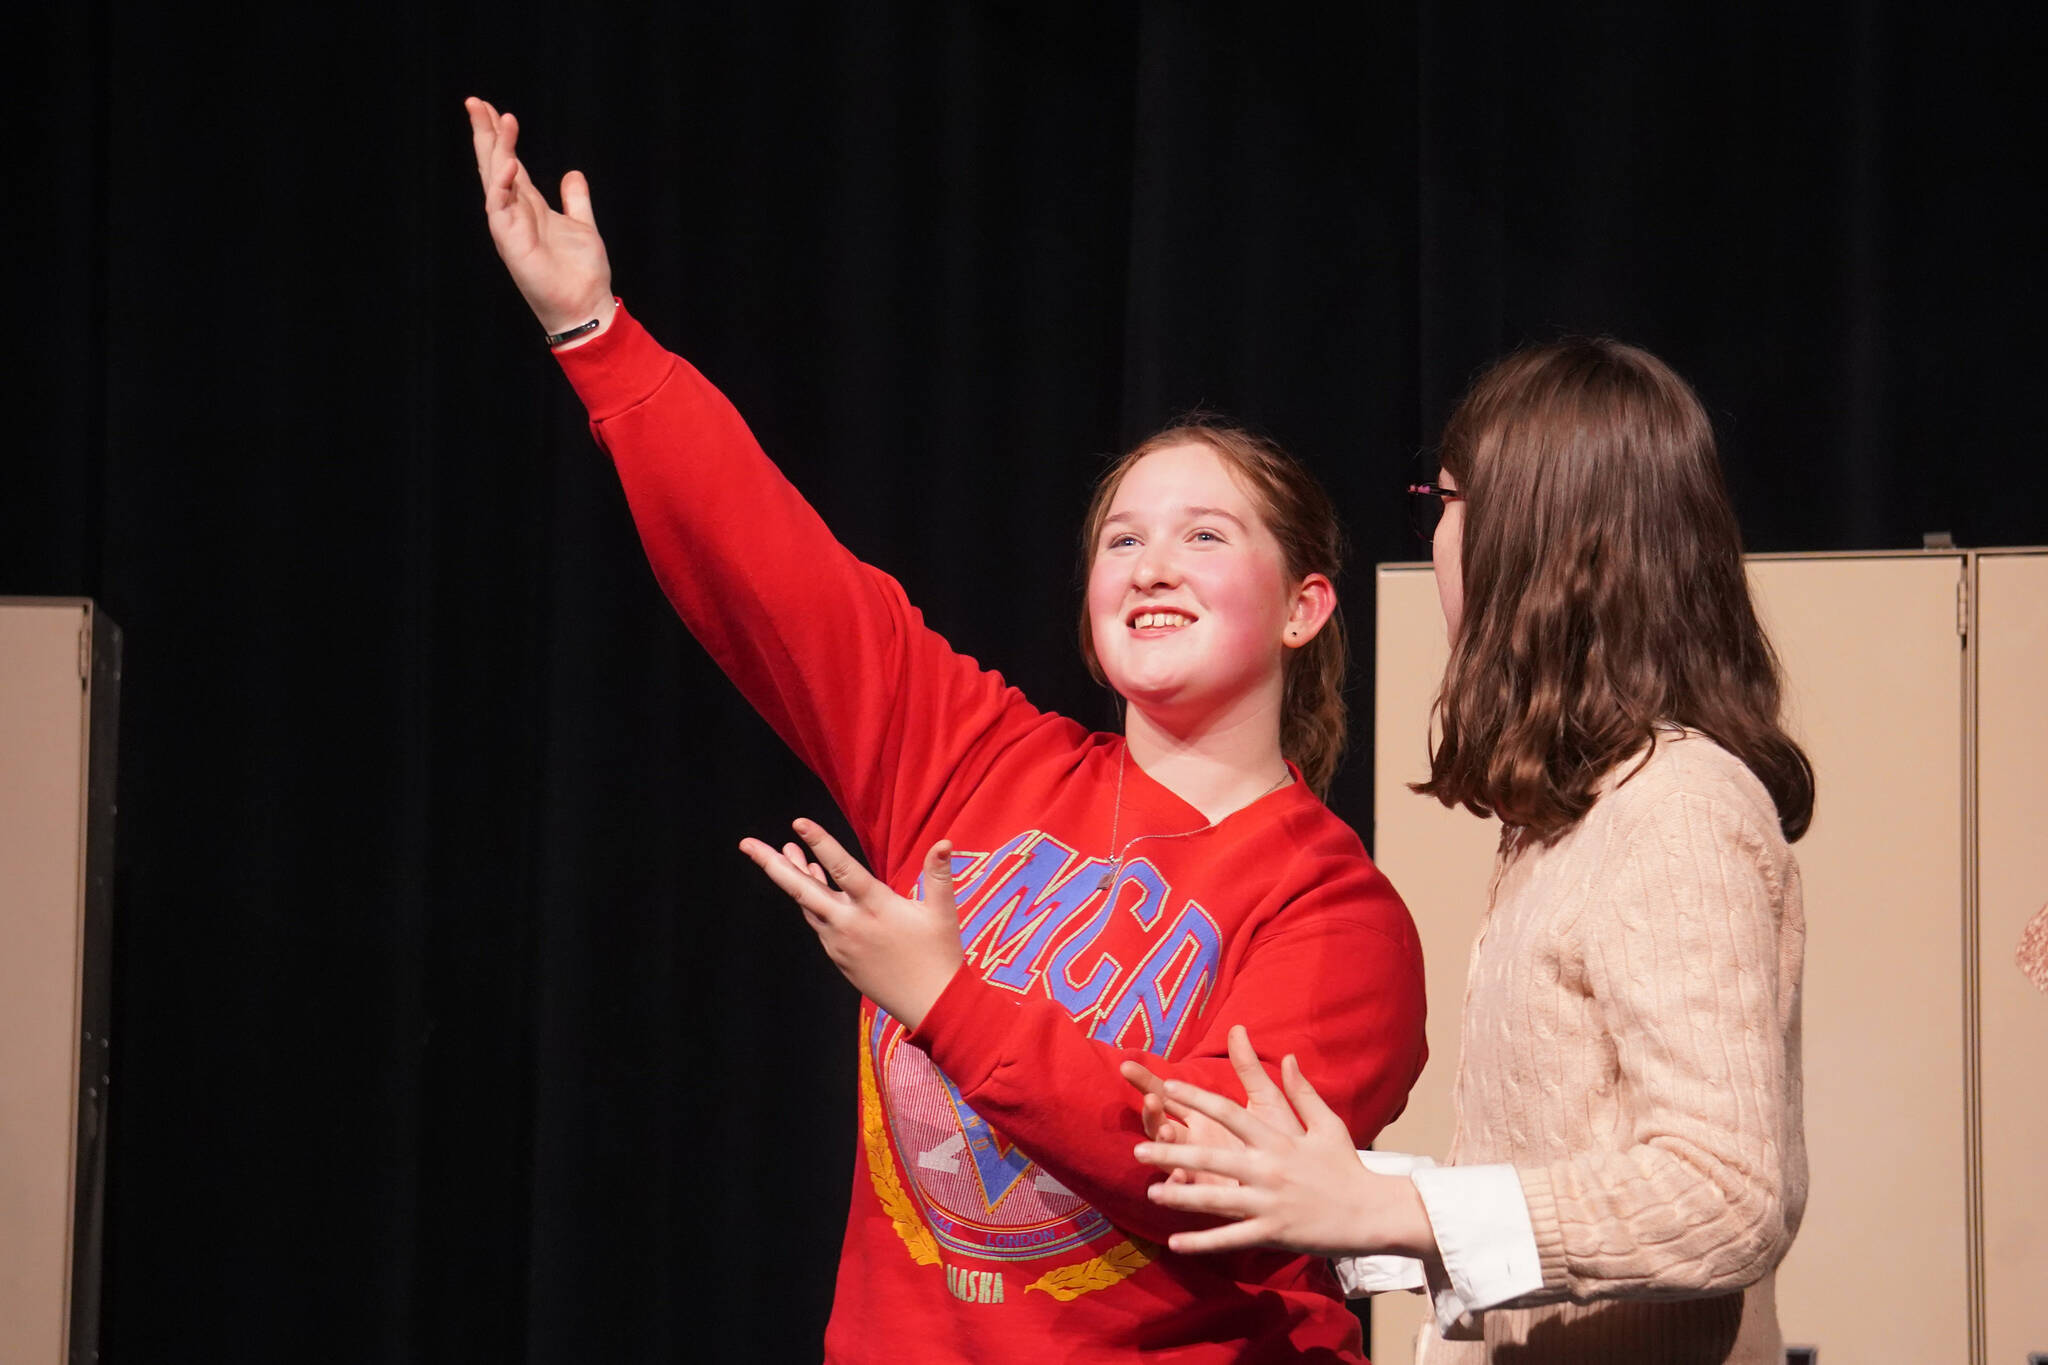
[1084,442,1311,727]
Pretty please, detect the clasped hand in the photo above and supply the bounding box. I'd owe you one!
[1120,1026,1438,1260]
[738,820,964,1032]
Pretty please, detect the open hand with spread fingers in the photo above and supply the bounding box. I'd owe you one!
[463,95,615,341]
[1130,1030,1439,1259]
[1119,1024,1307,1187]
[738,819,965,1031]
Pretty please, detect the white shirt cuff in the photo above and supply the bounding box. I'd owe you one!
[1408,1162,1544,1331]
[1330,1150,1436,1297]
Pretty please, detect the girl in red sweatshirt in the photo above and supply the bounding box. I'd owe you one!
[467,96,1425,1364]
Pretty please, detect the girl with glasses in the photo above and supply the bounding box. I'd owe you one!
[1129,338,1812,1365]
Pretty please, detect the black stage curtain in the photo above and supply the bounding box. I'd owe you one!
[6,4,2037,1361]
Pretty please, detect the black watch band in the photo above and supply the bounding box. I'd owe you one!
[544,317,603,348]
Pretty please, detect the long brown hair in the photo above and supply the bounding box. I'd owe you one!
[1415,338,1813,843]
[1077,420,1349,798]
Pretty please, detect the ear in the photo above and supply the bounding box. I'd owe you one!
[1281,573,1337,649]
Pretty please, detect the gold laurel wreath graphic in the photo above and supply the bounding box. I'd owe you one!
[1024,1237,1158,1300]
[859,1019,1154,1300]
[858,1026,939,1266]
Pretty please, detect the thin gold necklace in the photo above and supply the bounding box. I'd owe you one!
[1094,746,1292,891]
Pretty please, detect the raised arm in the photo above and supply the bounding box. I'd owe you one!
[464,97,616,345]
[463,100,1037,868]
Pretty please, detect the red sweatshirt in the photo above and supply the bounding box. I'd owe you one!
[557,306,1427,1364]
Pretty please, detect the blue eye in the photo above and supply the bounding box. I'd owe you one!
[1192,529,1222,543]
[1107,533,1139,549]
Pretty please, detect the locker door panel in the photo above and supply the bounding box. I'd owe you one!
[0,603,91,1365]
[1369,565,1499,1364]
[1747,555,1971,1363]
[1974,551,2048,1365]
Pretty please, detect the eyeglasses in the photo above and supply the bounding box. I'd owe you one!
[1406,482,1463,541]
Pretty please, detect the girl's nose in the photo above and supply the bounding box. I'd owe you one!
[1132,543,1180,589]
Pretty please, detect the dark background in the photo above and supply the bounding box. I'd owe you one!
[7,2,2040,1361]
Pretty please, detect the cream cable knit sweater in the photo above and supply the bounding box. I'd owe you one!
[1419,730,1807,1364]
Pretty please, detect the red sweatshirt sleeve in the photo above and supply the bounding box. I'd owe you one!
[907,861,1427,1244]
[555,306,1034,869]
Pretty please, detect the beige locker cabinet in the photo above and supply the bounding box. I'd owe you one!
[1368,565,1498,1364]
[1,599,119,1365]
[1748,554,1969,1363]
[1368,551,2047,1365]
[1973,553,2048,1365]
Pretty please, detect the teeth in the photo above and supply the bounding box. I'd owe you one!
[1133,611,1191,630]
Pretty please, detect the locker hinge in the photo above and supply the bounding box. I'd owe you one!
[78,618,91,686]
[1955,573,1969,642]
